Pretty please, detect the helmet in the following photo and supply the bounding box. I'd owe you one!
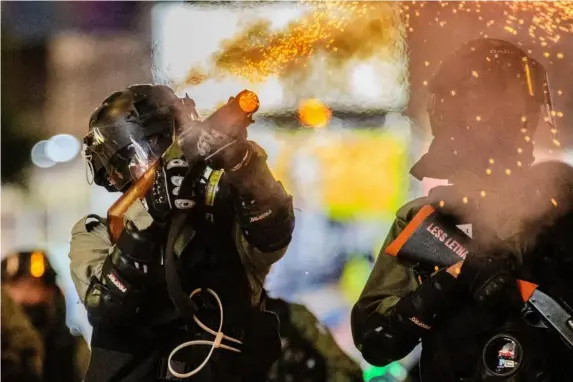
[411,38,556,181]
[1,251,57,287]
[83,84,199,192]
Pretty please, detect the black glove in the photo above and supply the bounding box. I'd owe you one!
[356,270,462,365]
[458,254,522,308]
[144,156,197,221]
[179,120,252,172]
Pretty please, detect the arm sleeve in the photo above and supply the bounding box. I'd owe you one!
[352,198,464,366]
[228,141,294,303]
[69,216,112,304]
[68,200,156,303]
[351,201,424,332]
[227,141,295,253]
[352,198,441,365]
[233,221,288,304]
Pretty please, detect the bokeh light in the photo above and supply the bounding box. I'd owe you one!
[45,134,81,163]
[298,98,332,128]
[31,140,56,168]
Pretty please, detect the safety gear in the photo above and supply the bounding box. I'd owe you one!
[177,91,257,172]
[412,38,556,181]
[356,270,461,366]
[458,254,522,309]
[85,221,163,325]
[83,84,199,192]
[179,119,252,171]
[227,142,295,252]
[176,90,259,172]
[82,213,285,382]
[1,250,57,287]
[144,154,196,221]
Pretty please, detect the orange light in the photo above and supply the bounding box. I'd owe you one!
[237,90,259,114]
[30,252,45,278]
[298,98,332,128]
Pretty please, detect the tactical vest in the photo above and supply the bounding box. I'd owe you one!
[89,212,280,382]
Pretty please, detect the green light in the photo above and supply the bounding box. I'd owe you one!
[389,362,407,379]
[363,362,407,382]
[363,365,388,381]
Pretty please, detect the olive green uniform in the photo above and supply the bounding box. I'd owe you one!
[69,199,287,308]
[353,198,427,325]
[273,301,363,382]
[350,189,572,381]
[353,193,526,335]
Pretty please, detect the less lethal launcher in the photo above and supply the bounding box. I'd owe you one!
[385,205,573,349]
[107,90,260,242]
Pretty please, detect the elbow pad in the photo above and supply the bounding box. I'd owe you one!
[227,143,295,252]
[112,220,163,282]
[84,222,162,325]
[358,270,461,365]
[84,257,142,326]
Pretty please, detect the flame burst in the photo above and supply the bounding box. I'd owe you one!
[182,1,404,86]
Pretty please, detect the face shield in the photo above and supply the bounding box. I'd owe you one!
[83,121,173,191]
[83,93,200,191]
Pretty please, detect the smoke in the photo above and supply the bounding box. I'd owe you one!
[429,161,573,257]
[500,161,573,245]
[180,1,408,111]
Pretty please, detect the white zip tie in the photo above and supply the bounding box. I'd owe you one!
[167,288,242,379]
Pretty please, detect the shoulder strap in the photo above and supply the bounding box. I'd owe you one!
[164,213,199,322]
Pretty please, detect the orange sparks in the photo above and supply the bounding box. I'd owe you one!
[401,1,573,53]
[209,1,399,83]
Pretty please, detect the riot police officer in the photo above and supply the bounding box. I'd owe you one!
[351,38,569,381]
[70,85,294,381]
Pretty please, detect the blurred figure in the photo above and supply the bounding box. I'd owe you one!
[266,297,363,382]
[351,38,567,381]
[1,251,90,382]
[1,287,44,382]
